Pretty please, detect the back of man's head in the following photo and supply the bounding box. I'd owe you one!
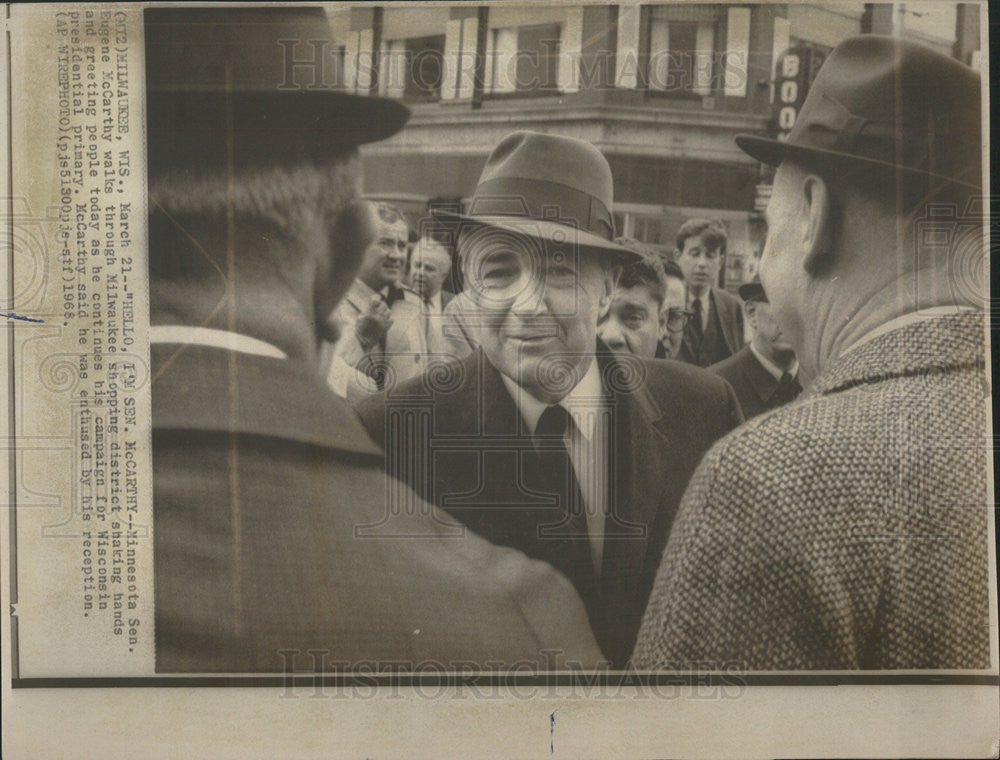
[782,156,979,277]
[151,153,359,280]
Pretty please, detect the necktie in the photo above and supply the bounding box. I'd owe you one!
[775,371,802,405]
[382,284,405,308]
[369,286,404,389]
[530,404,594,598]
[690,297,704,343]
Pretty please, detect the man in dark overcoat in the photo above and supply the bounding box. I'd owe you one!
[358,131,742,667]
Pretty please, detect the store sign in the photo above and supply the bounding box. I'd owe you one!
[773,46,825,141]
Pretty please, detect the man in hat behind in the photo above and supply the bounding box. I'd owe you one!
[357,131,743,667]
[145,8,603,673]
[634,36,991,670]
[707,280,801,422]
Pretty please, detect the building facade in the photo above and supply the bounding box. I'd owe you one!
[326,2,981,289]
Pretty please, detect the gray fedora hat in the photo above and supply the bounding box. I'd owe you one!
[736,36,981,189]
[145,7,410,171]
[433,131,640,262]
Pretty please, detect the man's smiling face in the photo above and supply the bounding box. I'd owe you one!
[462,228,615,402]
[357,208,408,291]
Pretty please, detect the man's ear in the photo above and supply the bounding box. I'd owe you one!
[801,173,834,276]
[598,261,622,319]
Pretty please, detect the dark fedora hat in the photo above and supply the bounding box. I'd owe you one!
[737,279,767,303]
[736,35,981,189]
[145,7,409,170]
[432,131,640,262]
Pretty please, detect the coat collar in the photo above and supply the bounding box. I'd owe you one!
[808,311,986,397]
[151,343,384,461]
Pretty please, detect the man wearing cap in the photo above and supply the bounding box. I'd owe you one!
[357,131,743,667]
[674,219,745,367]
[634,36,990,670]
[145,7,604,673]
[707,280,801,421]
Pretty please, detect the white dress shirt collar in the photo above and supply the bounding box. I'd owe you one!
[501,357,603,440]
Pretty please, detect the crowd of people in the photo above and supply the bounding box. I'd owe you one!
[324,201,805,425]
[146,7,991,673]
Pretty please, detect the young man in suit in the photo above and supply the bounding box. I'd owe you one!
[635,36,991,670]
[675,219,745,366]
[357,131,743,666]
[145,7,603,673]
[708,280,801,421]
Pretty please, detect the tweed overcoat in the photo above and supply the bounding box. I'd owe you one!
[633,312,992,670]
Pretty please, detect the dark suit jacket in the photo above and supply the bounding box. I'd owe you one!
[152,343,604,672]
[709,345,799,421]
[678,287,745,366]
[356,343,743,666]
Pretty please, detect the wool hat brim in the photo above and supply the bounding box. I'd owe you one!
[734,133,983,190]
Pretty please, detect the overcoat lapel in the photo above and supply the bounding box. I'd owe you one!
[597,347,673,603]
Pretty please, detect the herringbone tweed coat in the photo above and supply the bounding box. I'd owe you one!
[633,312,992,670]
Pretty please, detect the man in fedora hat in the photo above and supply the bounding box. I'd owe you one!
[356,131,743,667]
[707,279,801,422]
[145,8,603,673]
[635,36,990,670]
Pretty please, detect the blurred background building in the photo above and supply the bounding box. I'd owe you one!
[324,2,982,291]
